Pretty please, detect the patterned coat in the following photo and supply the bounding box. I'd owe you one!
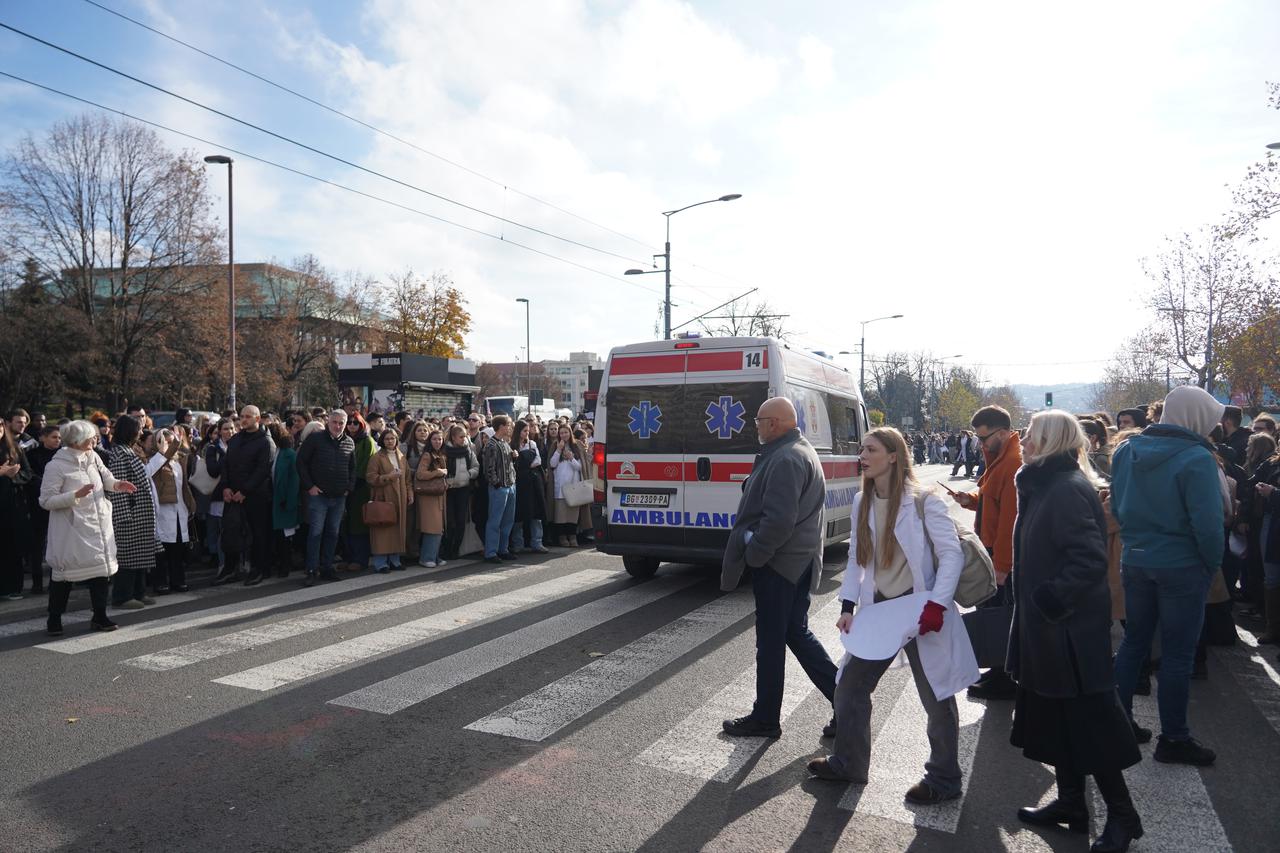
[106,445,158,573]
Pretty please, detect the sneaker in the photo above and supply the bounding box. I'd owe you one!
[484,556,503,565]
[140,596,156,605]
[5,592,23,601]
[497,552,517,562]
[118,599,146,610]
[422,561,437,569]
[532,546,550,554]
[436,559,448,566]
[904,781,960,805]
[1153,735,1215,766]
[722,715,781,739]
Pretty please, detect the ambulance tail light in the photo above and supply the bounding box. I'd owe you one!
[593,442,606,503]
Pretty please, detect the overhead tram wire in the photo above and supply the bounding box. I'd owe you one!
[0,20,657,269]
[80,0,661,256]
[0,70,670,300]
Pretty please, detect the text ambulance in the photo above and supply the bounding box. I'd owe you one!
[591,335,869,578]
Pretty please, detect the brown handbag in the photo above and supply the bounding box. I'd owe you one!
[415,460,447,496]
[362,499,396,526]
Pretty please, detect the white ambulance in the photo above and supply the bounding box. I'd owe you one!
[590,335,869,578]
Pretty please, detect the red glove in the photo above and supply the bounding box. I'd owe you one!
[918,601,945,635]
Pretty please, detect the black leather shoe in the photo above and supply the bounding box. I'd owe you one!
[46,617,63,636]
[1130,721,1152,744]
[1017,800,1089,833]
[967,673,1016,700]
[1090,813,1143,852]
[303,574,316,588]
[154,587,171,596]
[90,617,118,632]
[243,572,263,587]
[807,757,860,782]
[172,584,190,593]
[485,556,503,565]
[722,715,781,739]
[497,552,517,562]
[904,781,960,805]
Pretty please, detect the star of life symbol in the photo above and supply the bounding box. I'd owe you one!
[705,395,747,439]
[628,400,662,439]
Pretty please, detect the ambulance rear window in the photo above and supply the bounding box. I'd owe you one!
[683,382,768,456]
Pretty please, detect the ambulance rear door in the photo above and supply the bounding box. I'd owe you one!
[680,340,771,555]
[601,348,688,553]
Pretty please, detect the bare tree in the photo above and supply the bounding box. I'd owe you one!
[1227,82,1280,237]
[0,114,221,409]
[1089,331,1178,414]
[697,295,793,340]
[1141,227,1276,391]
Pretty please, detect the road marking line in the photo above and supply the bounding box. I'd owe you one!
[0,592,199,638]
[1088,694,1232,851]
[214,569,619,691]
[466,592,756,742]
[35,564,459,654]
[837,677,984,833]
[633,596,845,780]
[329,576,697,715]
[123,565,541,671]
[1212,626,1280,737]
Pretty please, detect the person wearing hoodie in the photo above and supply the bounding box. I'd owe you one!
[1110,385,1224,767]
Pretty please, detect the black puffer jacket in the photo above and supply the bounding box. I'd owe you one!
[297,428,356,497]
[1006,453,1113,698]
[223,428,273,498]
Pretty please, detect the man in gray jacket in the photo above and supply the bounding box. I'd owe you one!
[721,397,837,739]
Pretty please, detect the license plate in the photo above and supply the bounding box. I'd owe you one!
[620,492,670,508]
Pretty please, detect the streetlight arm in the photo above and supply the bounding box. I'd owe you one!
[661,193,742,218]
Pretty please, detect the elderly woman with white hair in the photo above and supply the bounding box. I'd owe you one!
[39,419,138,635]
[1006,410,1142,853]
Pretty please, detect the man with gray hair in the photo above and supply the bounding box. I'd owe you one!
[720,397,837,739]
[222,405,274,586]
[297,408,356,586]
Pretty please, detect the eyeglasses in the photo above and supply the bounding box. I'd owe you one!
[976,429,1005,445]
[753,416,776,425]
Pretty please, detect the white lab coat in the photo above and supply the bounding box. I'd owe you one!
[838,487,979,700]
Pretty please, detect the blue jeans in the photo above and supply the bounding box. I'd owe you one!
[484,485,517,558]
[206,513,223,567]
[510,518,544,551]
[371,553,401,572]
[419,533,442,565]
[1114,562,1212,741]
[306,495,346,575]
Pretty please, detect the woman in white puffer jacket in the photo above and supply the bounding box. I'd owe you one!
[39,420,137,636]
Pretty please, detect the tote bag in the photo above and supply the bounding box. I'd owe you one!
[189,453,218,495]
[362,500,397,527]
[914,493,998,608]
[563,479,594,507]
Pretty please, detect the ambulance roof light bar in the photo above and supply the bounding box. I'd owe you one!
[674,331,701,349]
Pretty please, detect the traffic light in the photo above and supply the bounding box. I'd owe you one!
[1045,392,1053,408]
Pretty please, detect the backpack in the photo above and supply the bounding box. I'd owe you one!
[914,492,997,607]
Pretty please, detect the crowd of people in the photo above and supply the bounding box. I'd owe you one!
[793,393,1278,852]
[0,403,598,634]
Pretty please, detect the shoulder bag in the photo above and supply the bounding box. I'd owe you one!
[415,460,447,496]
[563,478,594,507]
[189,452,218,495]
[914,492,998,608]
[362,499,397,526]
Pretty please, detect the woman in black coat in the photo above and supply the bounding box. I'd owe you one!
[510,420,549,553]
[1007,410,1142,853]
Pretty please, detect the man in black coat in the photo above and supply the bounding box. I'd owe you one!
[297,409,356,585]
[222,405,274,586]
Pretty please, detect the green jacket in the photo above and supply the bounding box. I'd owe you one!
[344,433,378,533]
[272,447,300,531]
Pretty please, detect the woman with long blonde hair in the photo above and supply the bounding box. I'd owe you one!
[808,427,978,806]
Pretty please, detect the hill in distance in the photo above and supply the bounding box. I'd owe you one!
[1010,383,1097,414]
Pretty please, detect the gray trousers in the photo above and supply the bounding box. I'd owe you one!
[829,639,962,796]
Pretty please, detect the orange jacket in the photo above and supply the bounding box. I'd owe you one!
[965,432,1021,578]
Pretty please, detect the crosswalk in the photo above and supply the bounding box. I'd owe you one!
[15,554,1278,852]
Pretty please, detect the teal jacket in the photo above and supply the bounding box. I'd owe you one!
[272,447,300,531]
[1110,424,1223,571]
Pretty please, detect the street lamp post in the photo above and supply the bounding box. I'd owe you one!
[516,298,530,407]
[203,154,236,412]
[856,314,904,395]
[626,193,741,339]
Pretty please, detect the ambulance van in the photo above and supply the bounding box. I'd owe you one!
[591,335,869,578]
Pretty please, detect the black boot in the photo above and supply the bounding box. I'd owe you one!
[87,577,117,632]
[1091,770,1143,852]
[47,580,72,636]
[1017,766,1088,834]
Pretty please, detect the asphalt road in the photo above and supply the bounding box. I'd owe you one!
[2,463,1277,853]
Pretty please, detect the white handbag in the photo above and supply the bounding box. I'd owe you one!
[189,452,218,495]
[563,478,594,507]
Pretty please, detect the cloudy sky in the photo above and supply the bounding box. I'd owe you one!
[2,0,1277,385]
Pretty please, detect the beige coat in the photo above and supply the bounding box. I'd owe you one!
[366,449,411,556]
[39,447,121,581]
[415,450,447,535]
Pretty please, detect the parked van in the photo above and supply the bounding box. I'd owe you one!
[591,335,868,578]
